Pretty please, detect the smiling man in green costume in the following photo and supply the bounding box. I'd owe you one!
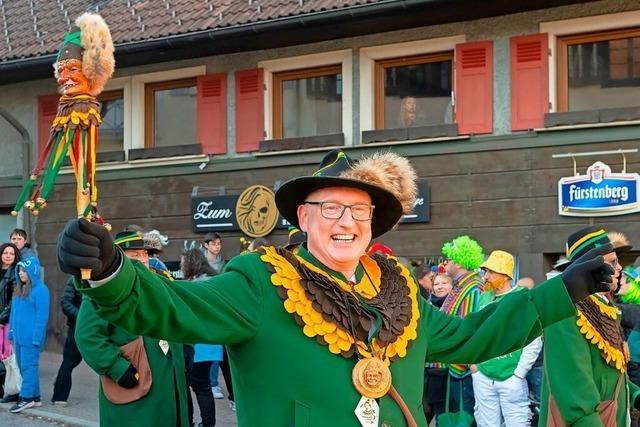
[57,149,614,427]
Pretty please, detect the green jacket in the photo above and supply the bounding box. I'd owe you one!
[78,249,575,427]
[540,298,640,427]
[477,286,536,381]
[75,298,188,427]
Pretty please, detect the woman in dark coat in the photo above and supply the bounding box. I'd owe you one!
[0,242,20,400]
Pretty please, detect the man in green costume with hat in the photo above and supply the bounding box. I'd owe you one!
[75,231,188,426]
[58,149,615,427]
[541,226,640,426]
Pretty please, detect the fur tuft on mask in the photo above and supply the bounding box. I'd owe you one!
[341,152,417,214]
[76,13,115,96]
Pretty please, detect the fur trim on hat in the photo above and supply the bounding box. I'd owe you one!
[143,230,169,252]
[608,231,630,250]
[76,13,115,96]
[340,152,417,214]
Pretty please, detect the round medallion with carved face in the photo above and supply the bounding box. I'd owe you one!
[235,185,279,238]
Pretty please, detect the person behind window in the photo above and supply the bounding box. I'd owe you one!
[8,257,50,413]
[397,96,425,128]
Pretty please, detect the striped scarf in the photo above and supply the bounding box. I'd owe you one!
[429,272,483,376]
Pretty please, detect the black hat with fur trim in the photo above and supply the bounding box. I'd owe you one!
[557,226,632,272]
[275,149,417,238]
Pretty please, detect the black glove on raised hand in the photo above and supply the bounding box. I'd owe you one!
[561,242,615,304]
[117,364,140,389]
[57,218,119,280]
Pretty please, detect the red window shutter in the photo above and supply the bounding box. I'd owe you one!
[455,41,493,135]
[510,33,549,130]
[38,94,59,153]
[197,73,227,154]
[234,68,264,153]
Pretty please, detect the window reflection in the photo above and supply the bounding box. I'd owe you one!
[380,57,453,129]
[98,96,124,153]
[567,35,640,111]
[153,85,197,147]
[276,67,342,139]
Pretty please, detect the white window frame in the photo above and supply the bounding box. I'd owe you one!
[540,10,640,113]
[359,35,465,134]
[259,50,353,145]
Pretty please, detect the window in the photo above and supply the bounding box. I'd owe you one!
[145,78,197,147]
[557,27,640,112]
[375,52,453,129]
[273,65,342,139]
[0,207,15,242]
[98,90,124,153]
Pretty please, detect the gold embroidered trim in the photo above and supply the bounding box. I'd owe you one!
[576,300,627,374]
[588,295,618,319]
[260,246,419,362]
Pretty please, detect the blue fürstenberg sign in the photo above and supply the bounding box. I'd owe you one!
[558,161,640,217]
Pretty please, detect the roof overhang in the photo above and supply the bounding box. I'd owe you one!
[0,0,593,85]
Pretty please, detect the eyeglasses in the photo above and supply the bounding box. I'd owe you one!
[604,257,620,268]
[304,201,375,221]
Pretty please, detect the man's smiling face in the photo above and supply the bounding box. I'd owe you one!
[298,186,373,275]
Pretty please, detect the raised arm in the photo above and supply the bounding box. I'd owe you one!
[76,255,264,346]
[425,275,574,364]
[58,219,264,346]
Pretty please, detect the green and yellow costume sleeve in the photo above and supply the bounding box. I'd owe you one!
[77,251,573,362]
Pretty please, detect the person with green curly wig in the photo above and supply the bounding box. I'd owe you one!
[618,264,640,388]
[434,235,485,422]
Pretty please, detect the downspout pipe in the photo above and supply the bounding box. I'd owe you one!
[0,107,32,248]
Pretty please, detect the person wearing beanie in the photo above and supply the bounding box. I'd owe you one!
[540,227,639,427]
[75,231,188,426]
[59,149,615,427]
[8,257,50,413]
[472,250,542,426]
[436,235,485,420]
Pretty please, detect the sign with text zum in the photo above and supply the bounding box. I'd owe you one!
[193,181,430,233]
[558,161,640,217]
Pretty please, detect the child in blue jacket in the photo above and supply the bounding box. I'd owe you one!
[8,257,50,413]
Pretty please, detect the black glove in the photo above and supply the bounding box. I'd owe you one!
[561,242,615,303]
[57,218,120,280]
[117,364,139,389]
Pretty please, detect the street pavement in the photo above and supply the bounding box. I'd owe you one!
[0,351,238,426]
